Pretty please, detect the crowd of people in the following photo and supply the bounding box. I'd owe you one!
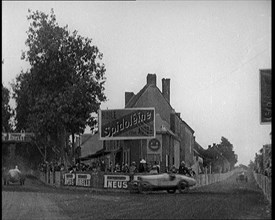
[38,159,195,177]
[38,160,106,173]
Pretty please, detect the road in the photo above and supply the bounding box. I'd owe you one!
[2,170,271,219]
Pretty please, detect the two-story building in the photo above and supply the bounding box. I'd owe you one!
[104,73,196,172]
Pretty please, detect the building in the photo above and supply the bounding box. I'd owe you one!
[192,140,205,174]
[104,73,196,172]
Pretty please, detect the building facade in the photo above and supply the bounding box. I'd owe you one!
[104,74,195,172]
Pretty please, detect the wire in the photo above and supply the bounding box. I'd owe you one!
[197,47,270,92]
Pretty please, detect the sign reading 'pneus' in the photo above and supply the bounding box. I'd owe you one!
[99,108,155,140]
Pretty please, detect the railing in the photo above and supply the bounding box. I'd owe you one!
[36,169,236,190]
[253,172,272,203]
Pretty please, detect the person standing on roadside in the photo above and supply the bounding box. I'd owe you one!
[129,161,137,180]
[178,161,191,176]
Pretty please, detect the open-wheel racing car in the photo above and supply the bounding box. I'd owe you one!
[129,173,196,194]
[3,166,25,186]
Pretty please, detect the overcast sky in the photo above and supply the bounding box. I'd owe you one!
[2,1,271,166]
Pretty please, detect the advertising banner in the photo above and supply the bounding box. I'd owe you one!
[2,132,34,142]
[99,108,155,140]
[64,173,75,186]
[260,69,272,123]
[103,175,130,189]
[76,173,91,187]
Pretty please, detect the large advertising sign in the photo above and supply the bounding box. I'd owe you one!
[103,175,130,189]
[2,132,34,142]
[99,108,155,140]
[64,173,91,187]
[64,173,75,186]
[260,69,272,123]
[76,173,91,187]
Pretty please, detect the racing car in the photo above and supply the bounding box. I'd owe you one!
[236,171,248,182]
[129,172,196,194]
[3,166,25,186]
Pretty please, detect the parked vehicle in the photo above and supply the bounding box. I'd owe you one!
[3,166,25,185]
[236,171,248,182]
[129,173,196,194]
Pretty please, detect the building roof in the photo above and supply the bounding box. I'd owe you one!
[80,133,103,159]
[125,76,194,133]
[125,84,151,108]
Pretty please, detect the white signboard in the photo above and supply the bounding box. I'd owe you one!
[103,175,130,189]
[76,173,91,187]
[64,173,75,186]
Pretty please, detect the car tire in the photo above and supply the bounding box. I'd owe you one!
[129,181,139,193]
[167,189,176,194]
[177,180,188,193]
[138,181,151,194]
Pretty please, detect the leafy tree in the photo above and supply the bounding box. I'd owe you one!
[2,84,13,132]
[218,137,237,169]
[12,9,106,166]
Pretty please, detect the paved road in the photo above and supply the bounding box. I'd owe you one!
[2,170,271,219]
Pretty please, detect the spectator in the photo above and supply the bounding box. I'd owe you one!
[146,163,152,173]
[170,165,177,174]
[60,163,65,171]
[109,162,113,172]
[178,161,191,176]
[139,159,146,173]
[114,163,121,172]
[154,161,160,173]
[149,165,158,174]
[124,163,129,173]
[129,161,137,174]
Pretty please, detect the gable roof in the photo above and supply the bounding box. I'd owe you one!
[125,84,150,108]
[80,133,103,159]
[124,75,194,135]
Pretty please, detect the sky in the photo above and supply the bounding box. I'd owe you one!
[2,1,271,166]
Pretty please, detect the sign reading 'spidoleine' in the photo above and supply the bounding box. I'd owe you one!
[99,108,155,140]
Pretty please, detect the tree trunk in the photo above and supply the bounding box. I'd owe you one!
[59,125,67,170]
[72,133,75,165]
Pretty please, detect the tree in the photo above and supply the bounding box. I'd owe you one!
[2,84,13,132]
[12,9,107,166]
[218,137,237,169]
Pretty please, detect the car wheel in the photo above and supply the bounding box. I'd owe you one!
[129,181,139,193]
[167,189,176,194]
[138,181,152,194]
[177,180,188,193]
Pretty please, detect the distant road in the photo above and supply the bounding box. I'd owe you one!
[2,170,271,219]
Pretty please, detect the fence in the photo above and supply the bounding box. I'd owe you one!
[36,169,235,190]
[253,172,272,203]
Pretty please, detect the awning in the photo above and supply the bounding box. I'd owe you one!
[80,150,111,161]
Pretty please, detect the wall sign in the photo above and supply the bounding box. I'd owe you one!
[99,108,155,140]
[148,138,161,151]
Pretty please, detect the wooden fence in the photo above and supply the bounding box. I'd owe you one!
[253,172,272,203]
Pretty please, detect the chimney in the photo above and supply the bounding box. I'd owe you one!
[176,112,181,118]
[162,78,170,103]
[125,92,135,106]
[147,73,157,86]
